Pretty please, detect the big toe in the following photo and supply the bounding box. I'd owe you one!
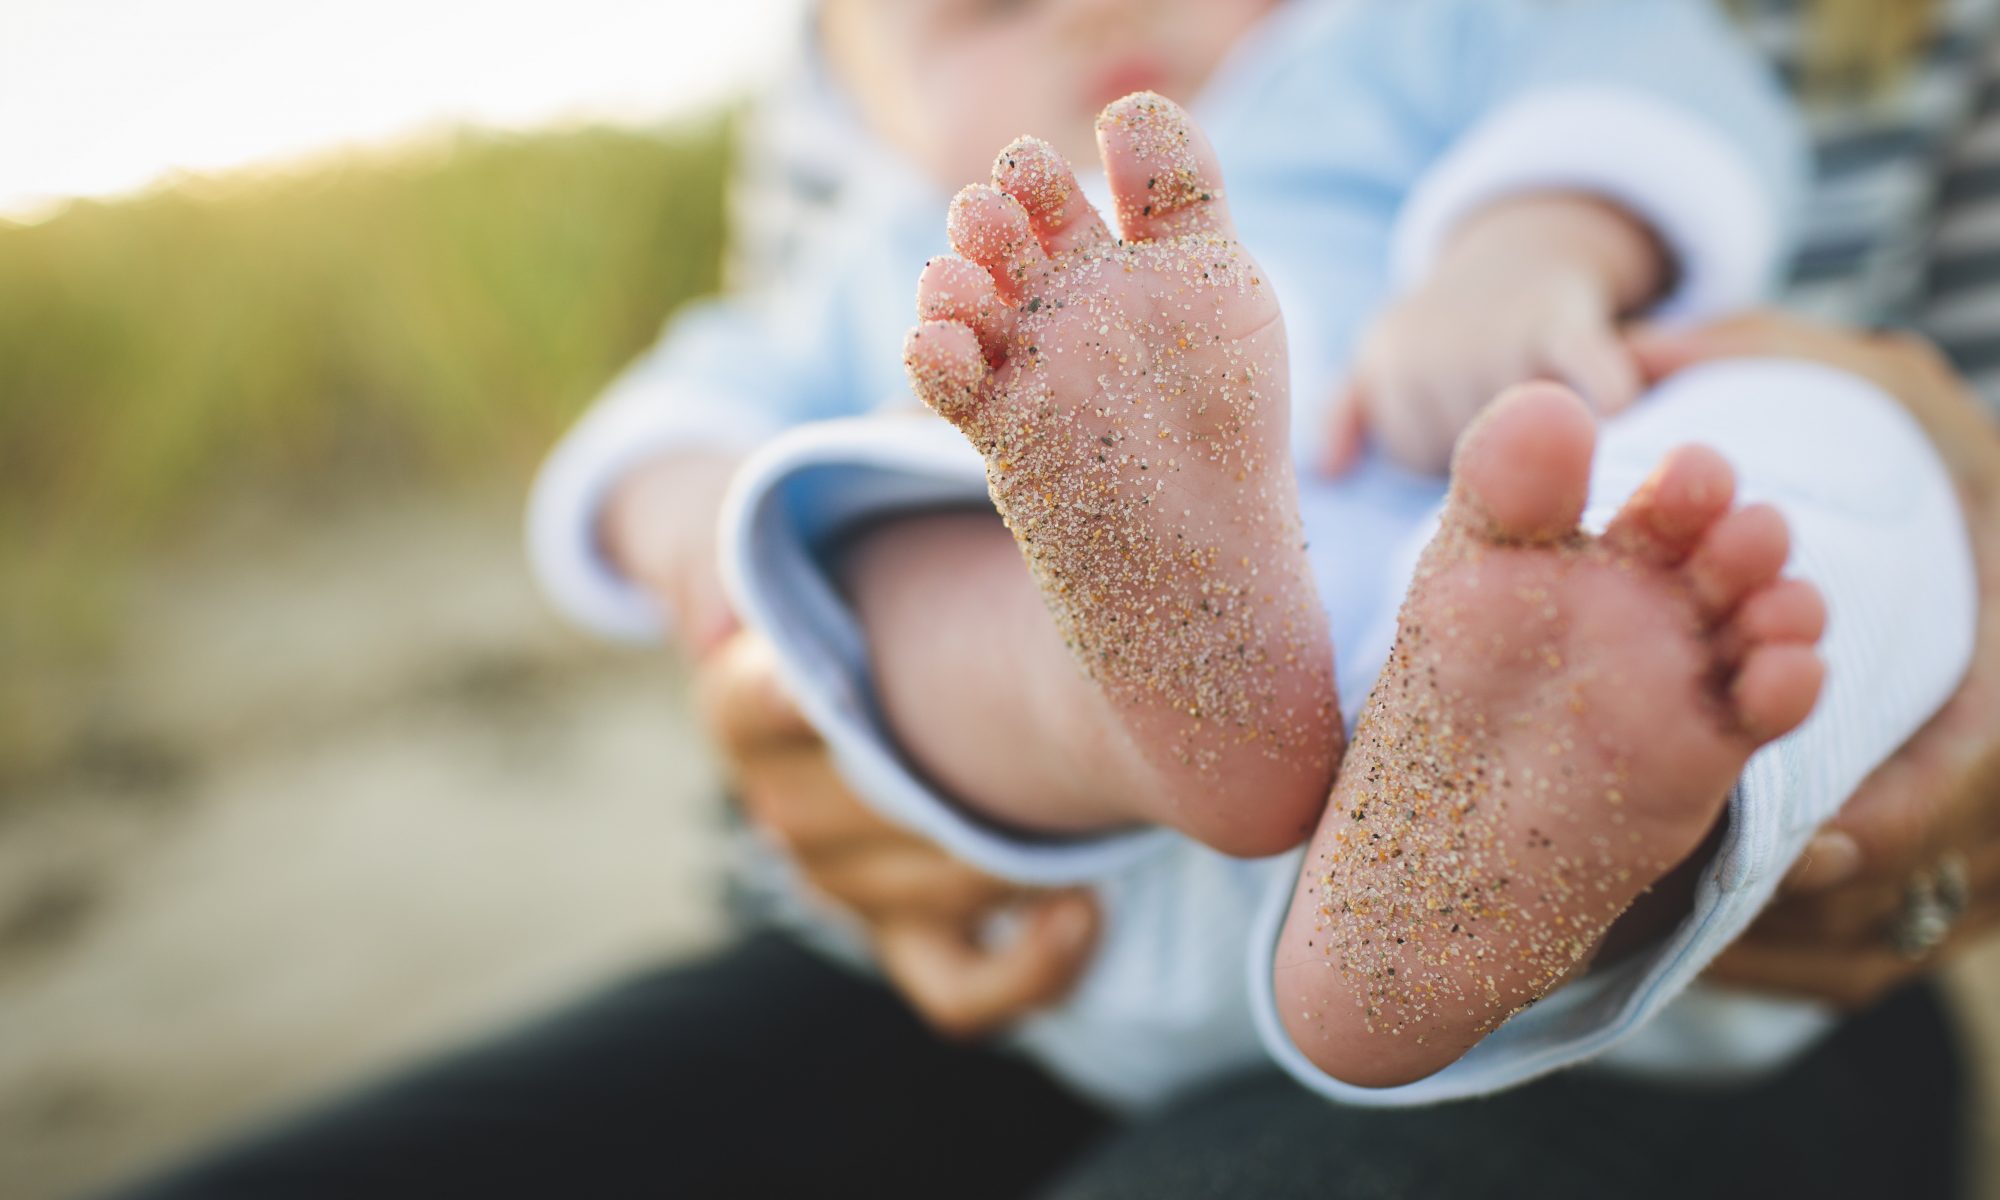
[1446,383,1596,543]
[1095,91,1234,241]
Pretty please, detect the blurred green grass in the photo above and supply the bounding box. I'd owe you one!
[0,117,731,782]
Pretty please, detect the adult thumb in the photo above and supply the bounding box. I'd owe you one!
[875,892,1100,1039]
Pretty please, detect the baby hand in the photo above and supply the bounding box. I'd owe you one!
[1324,195,1666,475]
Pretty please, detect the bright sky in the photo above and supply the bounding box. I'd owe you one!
[0,0,801,221]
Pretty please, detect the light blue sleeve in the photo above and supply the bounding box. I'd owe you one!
[612,260,867,435]
[526,251,874,641]
[1389,0,1808,314]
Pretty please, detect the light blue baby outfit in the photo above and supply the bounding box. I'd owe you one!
[532,1,1975,1109]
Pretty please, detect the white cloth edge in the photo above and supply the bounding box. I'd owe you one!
[718,415,1181,884]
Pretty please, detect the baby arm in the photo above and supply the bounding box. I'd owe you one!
[1323,0,1807,477]
[1331,192,1669,474]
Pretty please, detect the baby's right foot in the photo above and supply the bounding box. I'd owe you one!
[1275,383,1826,1087]
[903,94,1339,856]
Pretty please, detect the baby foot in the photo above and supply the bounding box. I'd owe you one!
[903,93,1339,857]
[1275,383,1826,1087]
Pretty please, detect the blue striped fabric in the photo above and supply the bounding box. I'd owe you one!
[1730,0,2000,334]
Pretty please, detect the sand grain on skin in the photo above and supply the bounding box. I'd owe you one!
[936,231,1324,772]
[1303,523,1672,1039]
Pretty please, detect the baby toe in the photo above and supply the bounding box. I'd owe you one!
[947,184,1045,300]
[993,136,1110,258]
[1717,578,1827,666]
[1602,445,1736,567]
[1685,504,1790,621]
[903,320,989,427]
[917,256,1016,364]
[1729,642,1824,743]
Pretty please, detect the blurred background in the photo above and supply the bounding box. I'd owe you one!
[1,2,797,1194]
[6,2,2000,1198]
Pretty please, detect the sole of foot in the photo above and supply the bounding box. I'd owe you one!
[1275,382,1826,1087]
[902,92,1340,857]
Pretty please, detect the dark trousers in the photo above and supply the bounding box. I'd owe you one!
[111,930,1969,1199]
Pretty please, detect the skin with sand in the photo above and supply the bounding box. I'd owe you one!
[1277,387,1828,1086]
[907,93,1827,1084]
[905,93,1340,856]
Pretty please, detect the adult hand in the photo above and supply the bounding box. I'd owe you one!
[1628,313,2000,1006]
[695,630,1100,1036]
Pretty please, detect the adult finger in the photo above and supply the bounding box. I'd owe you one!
[696,632,816,755]
[1709,884,2000,1008]
[1626,315,1974,427]
[1758,836,2000,942]
[1814,707,2000,890]
[808,842,1025,925]
[1750,873,1901,943]
[1627,317,2000,490]
[735,748,926,859]
[875,892,1101,1038]
[1779,830,1866,892]
[1703,936,1917,1010]
[1624,315,1834,386]
[1820,751,1962,887]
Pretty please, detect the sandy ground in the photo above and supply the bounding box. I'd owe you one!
[0,498,729,1198]
[3,496,1999,1198]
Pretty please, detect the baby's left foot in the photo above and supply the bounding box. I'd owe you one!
[1276,383,1826,1087]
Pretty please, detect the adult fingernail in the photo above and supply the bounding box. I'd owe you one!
[1045,896,1094,949]
[1785,831,1861,892]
